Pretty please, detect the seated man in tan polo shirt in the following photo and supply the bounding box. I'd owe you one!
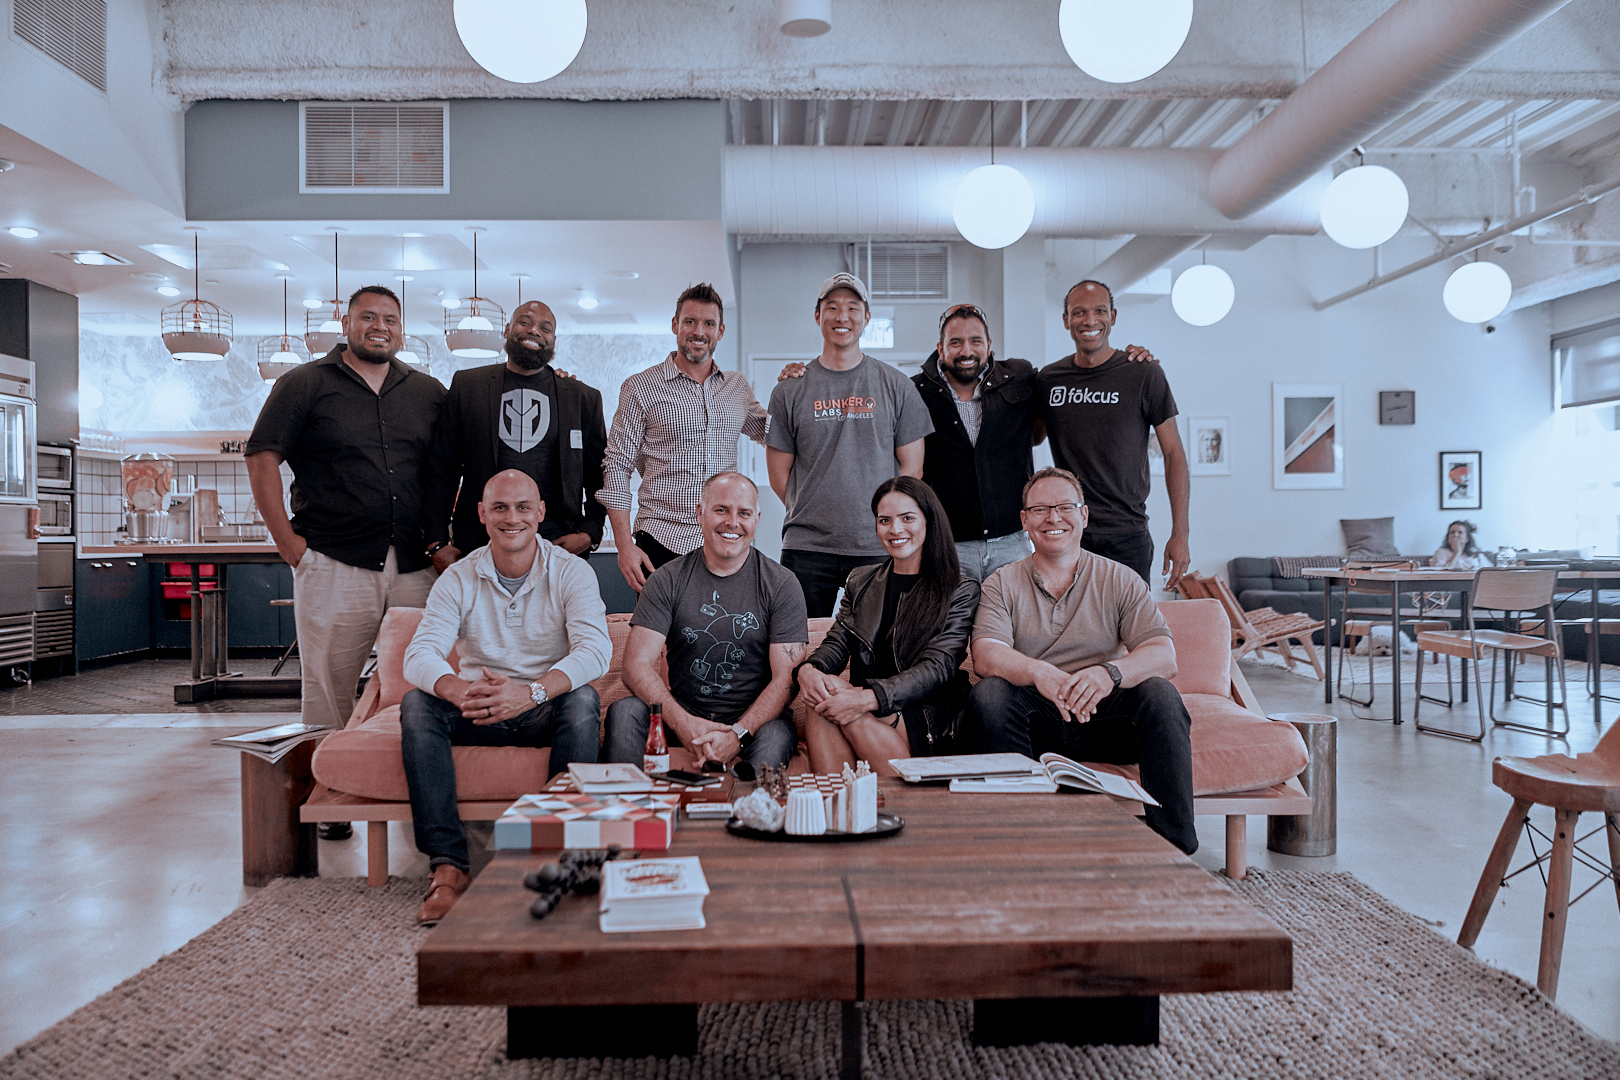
[963,466,1197,854]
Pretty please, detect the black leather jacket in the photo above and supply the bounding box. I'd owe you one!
[802,561,980,752]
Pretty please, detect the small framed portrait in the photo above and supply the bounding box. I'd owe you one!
[1188,416,1229,476]
[1148,427,1165,476]
[1440,451,1482,510]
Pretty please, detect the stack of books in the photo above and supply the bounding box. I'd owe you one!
[599,856,710,933]
[209,722,331,764]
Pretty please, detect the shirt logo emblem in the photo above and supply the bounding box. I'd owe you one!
[1049,386,1121,406]
[499,389,551,452]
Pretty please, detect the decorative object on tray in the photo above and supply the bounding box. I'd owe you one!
[522,845,622,920]
[730,762,899,841]
[1272,383,1344,489]
[494,792,680,851]
[1439,450,1482,510]
[783,788,827,835]
[732,787,785,832]
[600,856,710,933]
[209,722,331,764]
[726,811,905,843]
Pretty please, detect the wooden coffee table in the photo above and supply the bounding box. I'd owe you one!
[418,785,1291,1078]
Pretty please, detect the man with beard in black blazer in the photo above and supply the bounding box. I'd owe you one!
[423,300,607,571]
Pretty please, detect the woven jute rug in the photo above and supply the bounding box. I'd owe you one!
[4,870,1615,1079]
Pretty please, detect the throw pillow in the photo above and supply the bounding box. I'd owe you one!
[1340,516,1398,559]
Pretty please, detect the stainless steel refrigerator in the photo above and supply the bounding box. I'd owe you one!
[0,353,38,674]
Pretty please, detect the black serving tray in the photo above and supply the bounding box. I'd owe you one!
[725,812,904,842]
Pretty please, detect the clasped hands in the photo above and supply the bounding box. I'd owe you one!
[1034,662,1115,724]
[797,666,888,728]
[663,703,742,768]
[447,667,535,725]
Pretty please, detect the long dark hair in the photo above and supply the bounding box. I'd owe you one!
[1441,519,1480,557]
[871,476,959,665]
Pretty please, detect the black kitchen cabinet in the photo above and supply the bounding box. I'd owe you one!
[75,557,151,661]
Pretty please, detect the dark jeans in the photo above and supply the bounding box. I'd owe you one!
[963,675,1197,855]
[603,696,797,775]
[780,549,885,618]
[632,530,683,570]
[400,684,601,873]
[1081,528,1155,584]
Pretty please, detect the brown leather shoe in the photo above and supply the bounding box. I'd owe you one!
[417,864,471,925]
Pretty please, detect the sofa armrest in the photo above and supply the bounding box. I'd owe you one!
[1228,662,1266,718]
[349,675,382,729]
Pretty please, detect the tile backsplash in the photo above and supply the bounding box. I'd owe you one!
[77,456,292,546]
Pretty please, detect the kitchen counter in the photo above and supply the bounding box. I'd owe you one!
[81,543,281,558]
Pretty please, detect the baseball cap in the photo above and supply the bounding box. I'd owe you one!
[816,272,870,306]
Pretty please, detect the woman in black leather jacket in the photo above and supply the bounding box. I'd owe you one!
[797,476,981,774]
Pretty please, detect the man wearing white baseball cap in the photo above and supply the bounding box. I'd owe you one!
[765,273,934,617]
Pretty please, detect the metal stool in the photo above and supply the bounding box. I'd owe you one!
[269,597,299,676]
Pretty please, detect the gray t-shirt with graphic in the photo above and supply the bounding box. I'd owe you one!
[630,549,808,724]
[766,355,934,556]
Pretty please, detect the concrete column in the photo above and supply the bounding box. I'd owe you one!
[999,234,1046,365]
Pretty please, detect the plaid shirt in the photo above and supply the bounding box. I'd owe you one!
[597,354,770,555]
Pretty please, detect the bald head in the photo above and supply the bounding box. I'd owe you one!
[483,469,541,506]
[505,301,557,372]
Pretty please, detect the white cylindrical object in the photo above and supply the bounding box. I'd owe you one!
[784,788,828,835]
[779,0,831,37]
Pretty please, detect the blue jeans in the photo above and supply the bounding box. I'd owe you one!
[603,696,796,775]
[962,675,1197,855]
[400,684,601,873]
[955,531,1034,583]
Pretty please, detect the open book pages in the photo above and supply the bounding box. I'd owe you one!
[887,752,1042,783]
[567,762,658,793]
[1039,753,1159,805]
[209,723,331,764]
[599,856,710,933]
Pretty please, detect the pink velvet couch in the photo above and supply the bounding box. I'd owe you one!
[301,597,1308,881]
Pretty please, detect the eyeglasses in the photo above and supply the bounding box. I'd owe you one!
[1022,502,1083,518]
[938,303,989,335]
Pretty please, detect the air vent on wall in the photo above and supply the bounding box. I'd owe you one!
[14,0,107,92]
[853,243,950,300]
[300,103,449,194]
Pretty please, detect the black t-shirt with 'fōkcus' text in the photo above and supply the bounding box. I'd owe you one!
[1035,351,1178,535]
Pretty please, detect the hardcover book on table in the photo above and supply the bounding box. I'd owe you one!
[494,792,680,851]
[599,856,709,933]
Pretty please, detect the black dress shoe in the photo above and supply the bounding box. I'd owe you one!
[317,822,353,841]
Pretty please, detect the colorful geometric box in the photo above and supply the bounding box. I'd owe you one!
[493,792,680,851]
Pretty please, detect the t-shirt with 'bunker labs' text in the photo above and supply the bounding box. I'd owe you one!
[766,356,933,556]
[1035,351,1178,536]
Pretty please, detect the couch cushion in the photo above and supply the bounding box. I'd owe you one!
[1088,693,1308,796]
[1341,516,1399,559]
[1158,599,1229,698]
[371,607,425,714]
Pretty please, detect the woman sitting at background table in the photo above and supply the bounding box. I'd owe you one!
[796,477,979,776]
[1432,520,1489,570]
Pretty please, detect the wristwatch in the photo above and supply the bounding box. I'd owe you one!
[730,721,755,747]
[529,681,549,707]
[1100,662,1123,689]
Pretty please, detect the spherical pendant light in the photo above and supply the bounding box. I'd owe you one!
[1442,261,1512,323]
[1171,263,1235,326]
[1321,165,1410,249]
[454,0,587,83]
[1059,0,1194,84]
[779,0,831,36]
[953,164,1036,249]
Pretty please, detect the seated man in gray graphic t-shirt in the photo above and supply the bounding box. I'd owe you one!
[766,272,934,616]
[604,472,809,775]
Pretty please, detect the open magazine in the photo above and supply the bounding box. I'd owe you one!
[949,752,1159,805]
[209,722,331,764]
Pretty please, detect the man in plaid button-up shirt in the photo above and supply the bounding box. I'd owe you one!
[597,283,770,591]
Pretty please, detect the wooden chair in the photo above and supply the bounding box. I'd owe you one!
[1182,572,1325,681]
[1457,720,1620,1000]
[1414,568,1569,742]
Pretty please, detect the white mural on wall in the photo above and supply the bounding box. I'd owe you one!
[79,331,672,433]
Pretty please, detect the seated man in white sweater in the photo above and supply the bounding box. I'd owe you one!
[401,469,611,924]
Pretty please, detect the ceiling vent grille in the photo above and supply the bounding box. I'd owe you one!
[300,103,449,194]
[853,243,950,300]
[13,0,106,92]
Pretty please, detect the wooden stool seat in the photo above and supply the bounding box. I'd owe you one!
[1493,754,1620,814]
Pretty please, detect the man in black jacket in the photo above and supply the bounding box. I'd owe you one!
[423,300,607,571]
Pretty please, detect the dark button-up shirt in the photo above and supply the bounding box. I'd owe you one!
[246,347,446,572]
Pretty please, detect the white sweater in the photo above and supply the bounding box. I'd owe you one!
[403,539,611,697]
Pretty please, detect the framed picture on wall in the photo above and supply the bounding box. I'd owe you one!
[1187,416,1230,476]
[1148,426,1165,476]
[1439,450,1482,510]
[1272,383,1344,489]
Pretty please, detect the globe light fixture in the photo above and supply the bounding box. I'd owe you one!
[1171,262,1235,326]
[779,0,831,36]
[1321,164,1409,249]
[161,232,233,362]
[1059,0,1193,84]
[1443,260,1512,323]
[454,0,586,83]
[257,278,312,381]
[445,230,506,358]
[954,164,1036,249]
[304,231,347,355]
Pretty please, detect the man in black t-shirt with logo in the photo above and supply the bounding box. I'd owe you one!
[1035,280,1190,588]
[423,301,607,571]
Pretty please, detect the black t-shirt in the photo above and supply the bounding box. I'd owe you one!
[245,348,445,572]
[630,549,809,724]
[1035,351,1178,535]
[874,572,919,680]
[496,367,564,541]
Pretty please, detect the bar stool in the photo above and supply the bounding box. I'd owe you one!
[270,597,298,675]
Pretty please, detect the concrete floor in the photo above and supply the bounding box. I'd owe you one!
[0,659,1615,1058]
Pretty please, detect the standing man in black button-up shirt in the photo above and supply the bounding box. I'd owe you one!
[246,285,447,758]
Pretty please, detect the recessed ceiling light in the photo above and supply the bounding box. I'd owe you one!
[577,297,599,310]
[302,298,324,309]
[607,270,640,280]
[131,271,167,281]
[441,296,461,309]
[403,232,426,238]
[8,227,39,239]
[156,285,183,297]
[55,251,134,265]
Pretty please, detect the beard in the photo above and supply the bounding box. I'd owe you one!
[347,337,397,365]
[942,351,991,385]
[678,337,715,366]
[505,336,555,372]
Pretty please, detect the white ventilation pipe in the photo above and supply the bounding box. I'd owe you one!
[1210,0,1576,220]
[1088,236,1209,294]
[722,146,1327,239]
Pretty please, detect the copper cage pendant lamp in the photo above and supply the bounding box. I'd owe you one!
[257,277,311,381]
[303,230,347,355]
[161,231,233,362]
[444,229,505,358]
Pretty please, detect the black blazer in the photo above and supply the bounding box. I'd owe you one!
[422,363,608,552]
[912,353,1037,543]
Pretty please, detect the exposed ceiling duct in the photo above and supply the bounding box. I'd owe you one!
[722,146,1327,241]
[1088,235,1210,296]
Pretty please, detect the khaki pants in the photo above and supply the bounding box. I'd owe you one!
[293,546,435,730]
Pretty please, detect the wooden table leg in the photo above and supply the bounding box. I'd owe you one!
[972,996,1159,1046]
[240,740,318,887]
[506,1004,698,1059]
